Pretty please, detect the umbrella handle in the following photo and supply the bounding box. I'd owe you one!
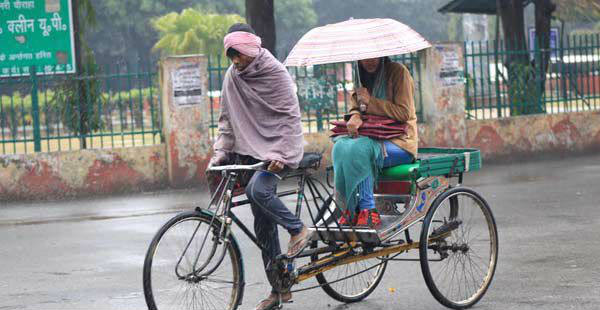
[359,103,367,113]
[354,61,367,114]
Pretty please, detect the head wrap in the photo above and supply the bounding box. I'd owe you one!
[224,31,262,58]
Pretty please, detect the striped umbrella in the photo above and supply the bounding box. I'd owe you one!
[284,18,431,67]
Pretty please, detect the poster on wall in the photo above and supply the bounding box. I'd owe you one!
[528,27,559,61]
[0,0,76,77]
[172,63,203,106]
[437,46,464,88]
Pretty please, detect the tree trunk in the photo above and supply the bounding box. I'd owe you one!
[497,0,539,115]
[497,0,527,63]
[245,0,277,57]
[72,0,88,148]
[533,0,556,112]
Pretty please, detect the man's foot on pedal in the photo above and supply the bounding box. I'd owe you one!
[356,209,381,229]
[254,292,292,310]
[287,226,310,257]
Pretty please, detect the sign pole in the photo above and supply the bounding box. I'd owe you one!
[30,65,41,152]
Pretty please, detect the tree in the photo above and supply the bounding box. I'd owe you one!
[555,0,600,22]
[495,0,599,115]
[245,0,276,56]
[55,0,104,148]
[152,9,245,56]
[313,0,452,43]
[496,0,556,115]
[86,0,244,65]
[275,0,318,57]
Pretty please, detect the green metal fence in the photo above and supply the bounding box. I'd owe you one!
[207,54,422,138]
[0,63,162,155]
[464,34,600,119]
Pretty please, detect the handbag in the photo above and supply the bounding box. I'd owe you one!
[330,114,407,139]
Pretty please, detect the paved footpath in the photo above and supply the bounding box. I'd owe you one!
[1,154,599,310]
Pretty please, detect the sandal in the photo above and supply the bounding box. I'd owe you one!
[287,226,311,257]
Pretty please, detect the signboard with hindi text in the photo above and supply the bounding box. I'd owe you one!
[0,0,75,77]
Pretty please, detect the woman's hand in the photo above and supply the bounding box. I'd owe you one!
[346,114,363,138]
[356,87,371,108]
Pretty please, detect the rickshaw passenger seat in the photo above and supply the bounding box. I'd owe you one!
[298,152,322,169]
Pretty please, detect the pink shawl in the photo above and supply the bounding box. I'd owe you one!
[214,49,304,168]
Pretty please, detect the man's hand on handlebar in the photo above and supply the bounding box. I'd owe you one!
[267,160,284,172]
[208,151,229,168]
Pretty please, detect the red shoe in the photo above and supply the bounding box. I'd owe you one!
[338,210,354,226]
[356,209,381,229]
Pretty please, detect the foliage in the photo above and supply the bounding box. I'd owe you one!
[51,54,107,136]
[86,0,243,64]
[313,0,452,43]
[152,9,245,57]
[275,0,318,57]
[506,63,545,116]
[1,86,159,137]
[555,0,600,22]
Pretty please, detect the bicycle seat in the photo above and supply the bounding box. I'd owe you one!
[380,162,420,181]
[298,152,322,169]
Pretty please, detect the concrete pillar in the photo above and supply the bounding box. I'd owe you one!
[418,43,467,147]
[160,55,213,187]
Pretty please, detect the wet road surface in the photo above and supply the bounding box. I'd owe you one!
[1,154,600,310]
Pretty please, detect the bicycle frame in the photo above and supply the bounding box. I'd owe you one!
[178,163,464,289]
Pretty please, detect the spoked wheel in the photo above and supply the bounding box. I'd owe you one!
[310,242,387,303]
[419,187,498,309]
[310,197,387,303]
[143,210,244,310]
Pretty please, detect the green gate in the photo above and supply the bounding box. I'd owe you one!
[0,63,162,155]
[464,34,600,119]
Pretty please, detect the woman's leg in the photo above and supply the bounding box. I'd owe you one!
[382,141,414,168]
[357,141,414,211]
[357,175,376,211]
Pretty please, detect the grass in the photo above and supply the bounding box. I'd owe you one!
[0,132,161,155]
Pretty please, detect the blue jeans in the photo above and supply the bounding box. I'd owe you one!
[357,141,413,211]
[245,171,304,280]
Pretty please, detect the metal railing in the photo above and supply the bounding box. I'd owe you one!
[206,54,422,138]
[464,34,600,120]
[0,63,162,155]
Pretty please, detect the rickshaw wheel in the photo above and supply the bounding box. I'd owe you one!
[310,196,387,303]
[419,187,498,309]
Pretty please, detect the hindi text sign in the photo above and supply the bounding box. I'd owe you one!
[172,64,203,106]
[0,0,76,77]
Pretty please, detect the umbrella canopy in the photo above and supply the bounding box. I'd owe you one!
[284,18,431,67]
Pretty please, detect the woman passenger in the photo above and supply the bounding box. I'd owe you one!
[332,56,418,228]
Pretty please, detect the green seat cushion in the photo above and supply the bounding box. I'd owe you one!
[381,162,420,181]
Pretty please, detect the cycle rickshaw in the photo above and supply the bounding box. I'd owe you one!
[143,148,498,310]
[143,18,498,310]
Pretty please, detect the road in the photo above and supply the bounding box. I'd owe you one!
[1,154,600,310]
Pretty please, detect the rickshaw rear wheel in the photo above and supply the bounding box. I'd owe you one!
[419,187,498,309]
[310,196,388,303]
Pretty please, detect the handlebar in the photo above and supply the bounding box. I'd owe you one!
[206,161,267,172]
